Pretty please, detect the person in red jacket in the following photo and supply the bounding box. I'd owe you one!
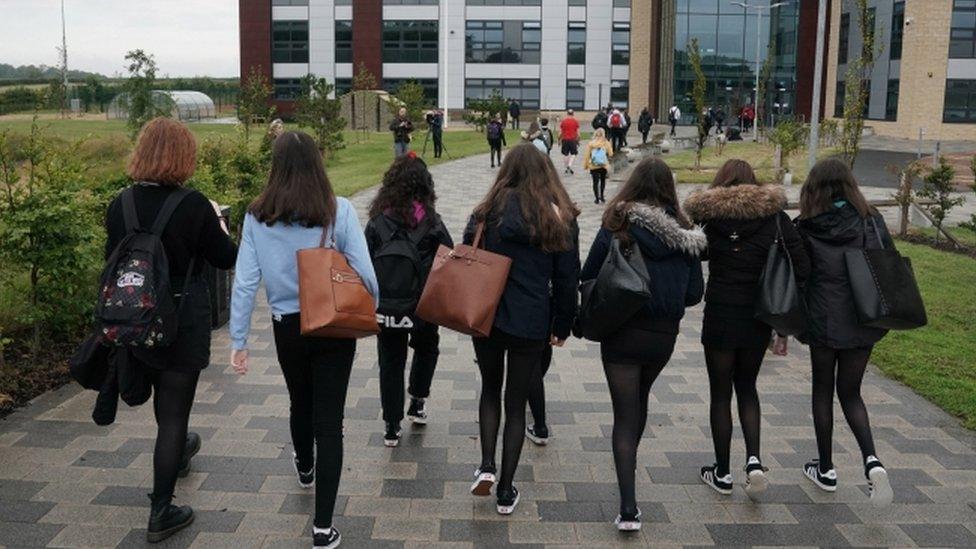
[558,109,581,175]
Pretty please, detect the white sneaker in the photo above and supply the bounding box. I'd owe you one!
[744,456,769,500]
[865,456,892,507]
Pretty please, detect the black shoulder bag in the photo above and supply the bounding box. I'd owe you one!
[578,237,652,342]
[755,214,807,335]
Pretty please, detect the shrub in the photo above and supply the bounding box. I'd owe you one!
[767,119,809,181]
[464,90,507,132]
[918,157,964,244]
[294,76,346,158]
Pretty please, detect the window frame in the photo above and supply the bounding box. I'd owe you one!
[382,20,440,64]
[272,20,309,64]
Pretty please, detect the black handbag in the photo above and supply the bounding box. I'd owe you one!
[578,237,652,341]
[844,218,927,330]
[755,215,807,335]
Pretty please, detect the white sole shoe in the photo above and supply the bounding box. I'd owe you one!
[383,437,400,448]
[496,491,520,515]
[745,469,769,500]
[804,467,837,492]
[407,415,428,425]
[868,467,893,507]
[470,471,496,496]
[614,512,642,532]
[525,429,548,446]
[700,468,733,495]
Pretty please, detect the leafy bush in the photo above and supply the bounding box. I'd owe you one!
[0,87,45,115]
[819,118,839,147]
[918,157,964,243]
[294,76,346,158]
[387,80,430,129]
[767,119,809,181]
[464,90,507,132]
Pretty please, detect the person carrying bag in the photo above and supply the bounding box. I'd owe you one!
[755,214,807,336]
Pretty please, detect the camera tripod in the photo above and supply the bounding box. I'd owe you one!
[421,128,452,160]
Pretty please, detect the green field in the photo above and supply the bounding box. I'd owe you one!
[872,240,976,429]
[664,141,837,185]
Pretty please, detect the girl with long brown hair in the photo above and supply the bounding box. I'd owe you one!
[796,158,893,506]
[464,143,580,515]
[582,157,706,531]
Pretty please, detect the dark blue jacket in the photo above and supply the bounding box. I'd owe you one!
[464,194,580,341]
[581,203,706,326]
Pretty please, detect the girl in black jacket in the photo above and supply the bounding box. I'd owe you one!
[796,158,893,507]
[581,157,706,531]
[365,154,454,448]
[684,159,809,499]
[463,144,580,515]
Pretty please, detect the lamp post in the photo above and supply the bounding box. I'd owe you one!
[731,1,788,142]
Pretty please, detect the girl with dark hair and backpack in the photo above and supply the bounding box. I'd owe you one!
[230,131,378,549]
[465,143,580,516]
[102,118,237,542]
[796,158,894,507]
[365,152,453,447]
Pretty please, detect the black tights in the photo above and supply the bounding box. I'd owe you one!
[604,357,669,515]
[591,169,607,201]
[527,344,553,429]
[150,369,200,499]
[704,346,766,476]
[473,332,544,491]
[810,346,877,469]
[489,141,503,166]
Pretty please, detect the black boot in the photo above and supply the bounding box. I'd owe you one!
[147,493,194,543]
[178,432,201,478]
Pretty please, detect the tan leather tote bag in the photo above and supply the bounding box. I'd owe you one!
[415,222,512,337]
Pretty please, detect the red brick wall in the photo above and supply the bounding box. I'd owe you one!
[353,0,383,87]
[240,0,296,117]
[796,0,831,119]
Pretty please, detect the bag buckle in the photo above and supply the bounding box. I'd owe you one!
[333,272,345,283]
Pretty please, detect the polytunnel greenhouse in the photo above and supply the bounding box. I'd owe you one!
[107,90,217,121]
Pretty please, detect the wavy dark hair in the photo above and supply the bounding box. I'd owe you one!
[249,131,337,228]
[710,158,759,188]
[604,157,691,237]
[799,157,874,219]
[368,154,437,227]
[472,143,577,252]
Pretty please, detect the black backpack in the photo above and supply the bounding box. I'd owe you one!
[95,187,194,348]
[371,215,431,318]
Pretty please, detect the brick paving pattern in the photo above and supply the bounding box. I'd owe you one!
[1,148,976,548]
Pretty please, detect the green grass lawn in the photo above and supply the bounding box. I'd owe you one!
[664,141,838,185]
[872,240,976,429]
[909,225,976,247]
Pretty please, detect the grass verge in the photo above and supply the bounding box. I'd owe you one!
[664,141,838,185]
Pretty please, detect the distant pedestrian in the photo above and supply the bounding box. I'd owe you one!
[622,109,632,147]
[583,128,614,204]
[668,105,681,137]
[637,108,653,144]
[426,109,444,159]
[521,121,548,154]
[508,99,522,130]
[538,118,554,155]
[608,109,627,153]
[559,109,581,175]
[592,109,609,132]
[487,114,507,168]
[390,107,414,157]
[715,108,726,133]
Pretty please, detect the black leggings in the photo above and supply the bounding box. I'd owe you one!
[489,139,503,166]
[811,346,877,469]
[473,331,545,491]
[527,344,553,429]
[591,169,607,200]
[377,323,440,424]
[704,345,767,476]
[150,369,200,500]
[273,314,356,529]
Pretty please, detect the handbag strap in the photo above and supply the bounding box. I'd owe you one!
[773,213,794,263]
[860,217,884,250]
[319,224,337,249]
[472,222,486,250]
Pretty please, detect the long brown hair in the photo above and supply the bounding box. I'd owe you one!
[127,117,197,185]
[249,131,337,228]
[799,157,873,219]
[710,158,759,188]
[604,157,691,235]
[368,154,437,227]
[472,143,576,252]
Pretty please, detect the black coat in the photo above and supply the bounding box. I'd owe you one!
[581,203,706,328]
[637,112,653,133]
[70,333,152,426]
[797,203,893,349]
[684,184,810,311]
[464,194,580,341]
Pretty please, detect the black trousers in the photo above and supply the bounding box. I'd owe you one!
[510,116,520,130]
[641,130,649,144]
[489,139,503,166]
[591,169,608,200]
[432,132,443,158]
[377,323,440,424]
[670,120,677,136]
[272,314,356,529]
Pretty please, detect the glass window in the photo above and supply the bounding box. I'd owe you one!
[273,78,303,100]
[890,2,904,60]
[885,79,899,121]
[950,0,976,58]
[465,78,540,109]
[838,13,850,64]
[567,23,586,64]
[383,20,439,63]
[335,78,353,96]
[610,80,629,109]
[272,21,309,63]
[568,0,586,5]
[383,79,439,103]
[272,0,307,5]
[613,0,631,7]
[335,0,351,4]
[335,21,353,63]
[566,79,585,110]
[944,79,976,122]
[466,20,541,64]
[383,0,439,4]
[466,0,540,5]
[834,80,845,118]
[612,22,630,65]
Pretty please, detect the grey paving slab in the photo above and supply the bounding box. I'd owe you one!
[2,150,976,547]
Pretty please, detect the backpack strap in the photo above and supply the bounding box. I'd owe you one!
[121,188,140,234]
[150,188,192,236]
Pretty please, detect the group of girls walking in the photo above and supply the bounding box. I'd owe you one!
[106,117,896,549]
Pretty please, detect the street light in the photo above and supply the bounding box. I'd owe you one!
[731,1,788,142]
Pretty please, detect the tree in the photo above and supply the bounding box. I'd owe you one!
[388,80,430,129]
[352,62,378,91]
[767,119,809,182]
[463,89,507,132]
[839,0,883,168]
[122,50,169,138]
[45,78,67,114]
[755,37,777,140]
[889,159,924,236]
[294,76,346,158]
[918,157,963,243]
[237,66,275,143]
[688,38,708,169]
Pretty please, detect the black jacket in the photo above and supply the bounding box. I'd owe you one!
[797,202,893,349]
[464,194,580,340]
[581,203,706,330]
[637,111,653,133]
[389,117,414,143]
[684,184,810,312]
[70,333,152,426]
[508,102,521,117]
[592,112,608,130]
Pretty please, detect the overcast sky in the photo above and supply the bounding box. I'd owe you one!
[0,0,240,77]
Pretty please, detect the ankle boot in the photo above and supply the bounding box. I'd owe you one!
[147,493,194,543]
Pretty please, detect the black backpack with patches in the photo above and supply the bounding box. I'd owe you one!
[95,187,194,348]
[371,215,431,319]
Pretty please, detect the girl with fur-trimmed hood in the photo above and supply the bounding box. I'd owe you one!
[683,159,810,500]
[580,157,706,532]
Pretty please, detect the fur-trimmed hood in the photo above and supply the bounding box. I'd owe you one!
[624,202,707,257]
[683,184,787,222]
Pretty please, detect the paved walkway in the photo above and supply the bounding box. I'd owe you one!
[2,151,976,548]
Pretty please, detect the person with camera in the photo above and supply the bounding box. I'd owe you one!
[426,109,444,159]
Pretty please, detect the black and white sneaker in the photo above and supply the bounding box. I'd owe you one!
[525,425,549,446]
[614,509,641,532]
[700,465,733,495]
[383,422,402,448]
[406,398,428,425]
[470,465,496,496]
[312,527,341,548]
[744,456,769,500]
[865,456,892,507]
[803,460,838,492]
[293,452,314,489]
[496,486,520,515]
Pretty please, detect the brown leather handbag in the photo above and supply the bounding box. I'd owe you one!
[415,222,512,337]
[297,229,380,339]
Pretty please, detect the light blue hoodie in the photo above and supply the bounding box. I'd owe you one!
[230,197,379,350]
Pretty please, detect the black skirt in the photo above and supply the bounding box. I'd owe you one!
[134,279,213,373]
[600,319,679,365]
[701,302,773,350]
